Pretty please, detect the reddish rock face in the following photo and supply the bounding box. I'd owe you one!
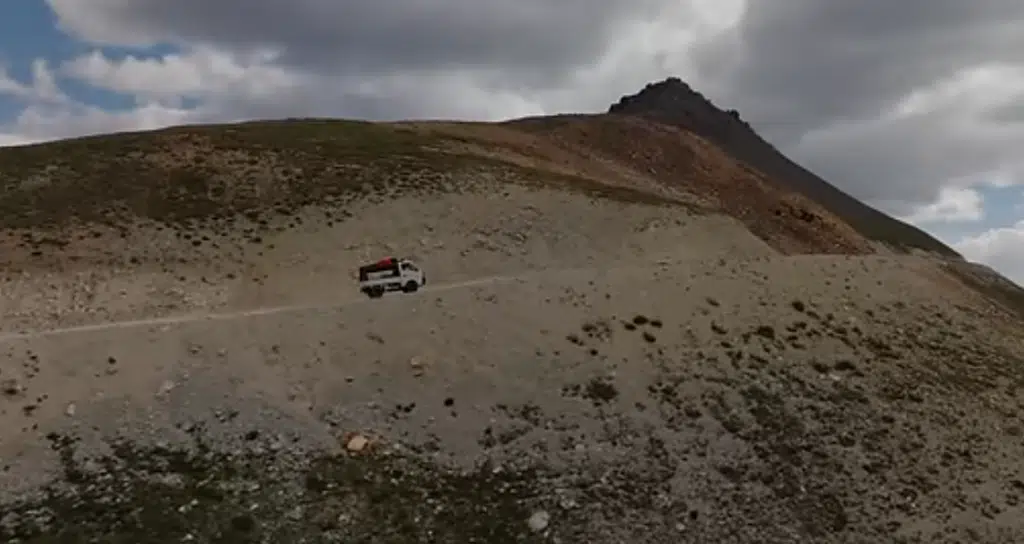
[609,77,960,258]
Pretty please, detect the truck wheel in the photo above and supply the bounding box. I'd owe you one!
[367,287,384,298]
[403,281,419,293]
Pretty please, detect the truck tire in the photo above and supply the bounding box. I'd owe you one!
[403,281,419,293]
[367,287,384,298]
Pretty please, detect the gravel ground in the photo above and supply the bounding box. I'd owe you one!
[2,252,1023,543]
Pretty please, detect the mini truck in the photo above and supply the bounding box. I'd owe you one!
[358,257,426,298]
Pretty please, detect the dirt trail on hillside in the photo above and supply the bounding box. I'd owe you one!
[0,187,778,334]
[0,274,514,342]
[2,252,1022,543]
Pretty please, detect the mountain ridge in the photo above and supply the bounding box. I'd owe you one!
[608,77,961,258]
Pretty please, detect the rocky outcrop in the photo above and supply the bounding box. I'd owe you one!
[609,77,961,258]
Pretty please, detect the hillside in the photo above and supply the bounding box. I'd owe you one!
[0,115,873,261]
[1,81,1024,543]
[608,77,961,258]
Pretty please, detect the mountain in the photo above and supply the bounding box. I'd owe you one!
[608,77,960,257]
[1,82,1023,543]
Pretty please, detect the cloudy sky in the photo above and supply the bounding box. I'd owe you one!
[1,1,1023,283]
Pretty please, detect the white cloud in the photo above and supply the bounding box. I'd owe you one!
[1,0,746,145]
[900,187,985,224]
[60,47,298,101]
[8,100,198,144]
[0,46,309,143]
[0,59,68,104]
[789,64,1024,208]
[955,220,1024,285]
[0,133,33,147]
[893,63,1024,118]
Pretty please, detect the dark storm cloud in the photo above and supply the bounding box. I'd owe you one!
[691,0,1024,208]
[699,0,1024,137]
[792,112,1021,204]
[48,0,662,86]
[983,96,1024,123]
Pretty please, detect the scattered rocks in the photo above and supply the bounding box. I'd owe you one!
[409,356,425,377]
[528,510,550,532]
[157,380,176,396]
[583,377,619,406]
[1,378,24,397]
[345,434,370,453]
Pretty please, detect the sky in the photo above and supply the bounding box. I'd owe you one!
[1,1,1023,284]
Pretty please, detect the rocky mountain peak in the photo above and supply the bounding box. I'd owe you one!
[607,77,960,258]
[608,77,747,128]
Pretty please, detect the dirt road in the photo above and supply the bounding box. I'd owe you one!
[0,274,518,343]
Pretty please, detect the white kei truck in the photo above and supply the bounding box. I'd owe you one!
[358,257,426,298]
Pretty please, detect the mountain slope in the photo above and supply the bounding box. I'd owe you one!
[608,77,960,258]
[2,250,1023,543]
[0,114,877,267]
[2,81,1024,543]
[1,88,1020,327]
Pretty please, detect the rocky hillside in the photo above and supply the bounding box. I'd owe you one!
[0,85,952,266]
[2,80,1024,543]
[3,81,1020,325]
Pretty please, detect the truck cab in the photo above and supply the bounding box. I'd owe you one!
[358,257,425,298]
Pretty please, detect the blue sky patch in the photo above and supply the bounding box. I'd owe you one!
[921,184,1023,245]
[0,2,182,122]
[978,184,1024,227]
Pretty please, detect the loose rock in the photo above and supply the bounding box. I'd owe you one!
[528,510,550,532]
